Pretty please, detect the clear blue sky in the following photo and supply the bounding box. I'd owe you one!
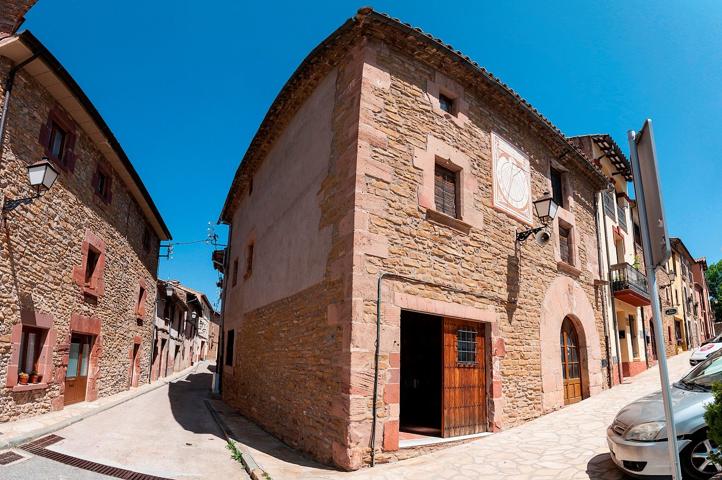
[23,1,722,304]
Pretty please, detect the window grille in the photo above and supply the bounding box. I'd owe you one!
[457,328,477,365]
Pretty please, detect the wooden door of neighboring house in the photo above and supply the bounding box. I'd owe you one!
[561,317,583,405]
[65,334,92,406]
[442,318,486,437]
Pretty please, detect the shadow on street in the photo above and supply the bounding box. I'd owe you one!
[167,364,225,440]
[586,453,629,479]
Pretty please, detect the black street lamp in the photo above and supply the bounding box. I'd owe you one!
[3,158,59,212]
[516,193,559,243]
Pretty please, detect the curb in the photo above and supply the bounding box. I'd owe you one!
[204,398,269,480]
[0,362,201,451]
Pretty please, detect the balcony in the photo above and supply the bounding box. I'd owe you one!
[610,263,651,307]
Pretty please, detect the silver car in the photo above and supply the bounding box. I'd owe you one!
[607,352,722,479]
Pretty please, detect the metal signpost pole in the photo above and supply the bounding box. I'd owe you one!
[628,121,682,480]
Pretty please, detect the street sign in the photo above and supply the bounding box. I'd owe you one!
[631,120,671,269]
[665,307,678,316]
[628,121,681,480]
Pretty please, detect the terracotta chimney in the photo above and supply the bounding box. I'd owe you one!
[0,0,38,39]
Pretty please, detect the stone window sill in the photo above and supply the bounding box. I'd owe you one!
[11,382,48,393]
[82,285,100,298]
[557,261,582,277]
[425,209,471,235]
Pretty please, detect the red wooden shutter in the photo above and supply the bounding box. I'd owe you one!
[434,165,458,218]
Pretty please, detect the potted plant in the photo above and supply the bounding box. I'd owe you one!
[18,372,29,385]
[29,371,40,384]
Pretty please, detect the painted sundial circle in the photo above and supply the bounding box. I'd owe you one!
[496,155,529,209]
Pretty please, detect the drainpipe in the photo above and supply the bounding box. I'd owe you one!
[600,188,624,385]
[0,54,38,158]
[593,193,614,387]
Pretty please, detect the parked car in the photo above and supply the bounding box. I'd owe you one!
[690,334,722,366]
[607,351,722,479]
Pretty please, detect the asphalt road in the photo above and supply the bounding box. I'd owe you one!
[0,362,246,480]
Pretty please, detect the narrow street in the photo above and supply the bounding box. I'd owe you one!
[1,362,244,480]
[217,352,694,480]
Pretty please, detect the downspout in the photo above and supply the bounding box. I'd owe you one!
[0,54,38,158]
[601,188,624,385]
[593,193,614,387]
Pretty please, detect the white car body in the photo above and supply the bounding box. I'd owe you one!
[690,335,722,366]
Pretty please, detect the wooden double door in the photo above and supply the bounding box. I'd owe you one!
[65,334,92,406]
[442,318,486,437]
[560,317,583,405]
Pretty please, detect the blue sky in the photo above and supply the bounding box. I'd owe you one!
[23,1,722,304]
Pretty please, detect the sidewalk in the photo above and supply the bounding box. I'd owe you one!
[212,352,693,480]
[0,362,200,450]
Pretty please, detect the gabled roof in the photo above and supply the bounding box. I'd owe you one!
[219,7,608,222]
[567,134,632,181]
[0,31,171,240]
[162,280,217,316]
[671,237,695,262]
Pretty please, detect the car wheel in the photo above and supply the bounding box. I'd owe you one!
[681,430,722,480]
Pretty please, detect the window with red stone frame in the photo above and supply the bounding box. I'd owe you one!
[39,107,77,172]
[92,163,113,204]
[73,230,106,298]
[135,280,147,319]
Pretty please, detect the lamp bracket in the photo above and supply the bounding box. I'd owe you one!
[2,192,41,212]
[516,226,545,243]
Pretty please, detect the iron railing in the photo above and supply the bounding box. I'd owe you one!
[610,262,649,298]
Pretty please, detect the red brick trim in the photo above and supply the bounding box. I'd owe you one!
[70,313,101,336]
[38,105,77,172]
[6,314,57,389]
[72,229,106,298]
[134,278,147,319]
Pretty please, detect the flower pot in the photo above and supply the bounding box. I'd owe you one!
[29,374,39,384]
[18,375,29,385]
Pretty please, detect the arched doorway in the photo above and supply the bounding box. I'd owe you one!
[560,317,583,405]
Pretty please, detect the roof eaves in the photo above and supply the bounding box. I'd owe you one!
[16,31,172,240]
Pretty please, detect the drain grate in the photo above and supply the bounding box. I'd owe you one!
[21,435,172,480]
[0,451,25,465]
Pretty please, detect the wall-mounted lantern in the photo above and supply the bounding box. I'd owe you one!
[516,193,559,243]
[165,284,174,298]
[3,158,59,212]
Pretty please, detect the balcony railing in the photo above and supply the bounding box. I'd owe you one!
[610,263,650,306]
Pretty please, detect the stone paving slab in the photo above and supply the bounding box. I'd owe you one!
[0,363,201,450]
[219,352,693,479]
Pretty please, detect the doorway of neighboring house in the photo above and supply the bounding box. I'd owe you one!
[649,321,657,360]
[130,343,140,388]
[561,317,583,405]
[400,311,442,437]
[160,338,168,377]
[200,341,206,361]
[65,334,92,406]
[400,310,487,440]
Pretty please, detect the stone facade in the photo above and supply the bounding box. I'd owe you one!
[0,29,169,420]
[219,9,610,470]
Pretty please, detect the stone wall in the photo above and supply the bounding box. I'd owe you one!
[0,58,159,420]
[347,38,608,466]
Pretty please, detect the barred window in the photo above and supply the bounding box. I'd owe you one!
[434,164,458,218]
[559,225,573,265]
[457,329,477,365]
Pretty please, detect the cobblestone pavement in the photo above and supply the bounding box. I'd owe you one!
[225,352,693,480]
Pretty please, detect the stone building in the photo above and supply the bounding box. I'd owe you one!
[569,135,651,382]
[151,280,216,381]
[670,237,702,349]
[692,258,715,341]
[218,8,612,469]
[0,3,170,420]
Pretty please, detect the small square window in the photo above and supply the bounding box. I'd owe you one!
[85,248,100,285]
[49,123,67,162]
[457,329,477,365]
[439,93,455,114]
[434,164,459,218]
[136,286,146,317]
[96,171,109,197]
